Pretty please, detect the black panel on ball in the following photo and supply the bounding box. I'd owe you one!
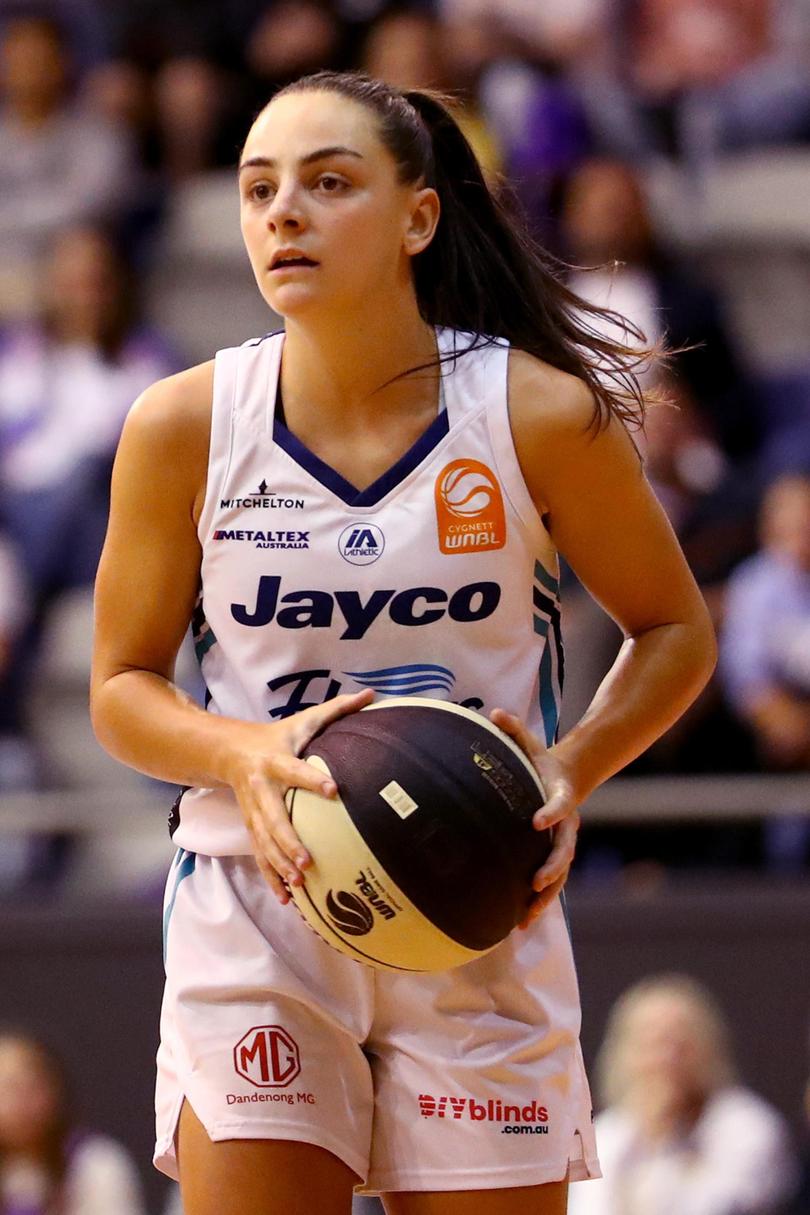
[306,705,551,951]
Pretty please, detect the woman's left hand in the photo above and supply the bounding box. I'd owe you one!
[489,708,581,929]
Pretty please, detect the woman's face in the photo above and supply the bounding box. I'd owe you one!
[0,1039,61,1152]
[624,992,710,1094]
[45,230,121,335]
[239,90,436,320]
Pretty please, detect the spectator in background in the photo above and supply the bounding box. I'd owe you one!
[560,157,761,471]
[788,1048,810,1215]
[557,157,761,788]
[438,0,608,65]
[586,0,810,164]
[0,225,178,792]
[0,1030,146,1215]
[0,15,132,318]
[721,472,810,774]
[361,7,502,179]
[569,974,799,1215]
[0,534,29,796]
[438,0,596,231]
[83,0,256,180]
[238,1,347,127]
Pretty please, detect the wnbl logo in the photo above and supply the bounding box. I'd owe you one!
[339,523,384,565]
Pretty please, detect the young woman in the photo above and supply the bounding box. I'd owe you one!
[567,976,800,1215]
[90,72,717,1215]
[0,1031,146,1215]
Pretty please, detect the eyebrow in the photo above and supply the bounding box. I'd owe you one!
[238,146,364,173]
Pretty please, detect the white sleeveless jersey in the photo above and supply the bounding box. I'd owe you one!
[173,327,564,855]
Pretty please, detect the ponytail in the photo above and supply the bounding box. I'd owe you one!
[272,72,659,431]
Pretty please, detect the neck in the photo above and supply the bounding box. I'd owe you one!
[280,293,439,425]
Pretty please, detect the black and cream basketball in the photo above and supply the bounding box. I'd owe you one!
[285,697,551,972]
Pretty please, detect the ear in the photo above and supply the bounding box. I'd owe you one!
[403,187,440,257]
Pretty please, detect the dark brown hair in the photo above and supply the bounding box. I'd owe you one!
[272,71,659,430]
[0,1032,72,1215]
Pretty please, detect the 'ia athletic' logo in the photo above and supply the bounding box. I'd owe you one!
[435,459,506,554]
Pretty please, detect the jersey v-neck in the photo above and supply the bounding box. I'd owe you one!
[272,370,450,509]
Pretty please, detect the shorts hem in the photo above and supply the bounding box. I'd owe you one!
[360,1157,593,1196]
[570,1156,602,1182]
[154,1118,368,1186]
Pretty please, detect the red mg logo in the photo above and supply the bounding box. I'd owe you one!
[233,1025,301,1088]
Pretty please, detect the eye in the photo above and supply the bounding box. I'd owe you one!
[246,181,273,202]
[316,174,348,194]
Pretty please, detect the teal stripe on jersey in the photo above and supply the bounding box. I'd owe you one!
[534,559,559,596]
[538,642,559,746]
[163,849,196,964]
[194,628,216,664]
[533,615,549,638]
[192,596,217,665]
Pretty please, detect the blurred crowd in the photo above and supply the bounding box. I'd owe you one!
[2,980,807,1215]
[0,0,809,880]
[0,1029,147,1215]
[348,973,810,1215]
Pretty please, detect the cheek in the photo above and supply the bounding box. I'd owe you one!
[331,206,405,277]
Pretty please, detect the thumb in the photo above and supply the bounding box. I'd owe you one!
[291,688,375,752]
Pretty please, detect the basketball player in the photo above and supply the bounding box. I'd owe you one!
[90,74,717,1215]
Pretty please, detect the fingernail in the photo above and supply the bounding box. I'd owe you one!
[295,853,309,868]
[321,781,337,797]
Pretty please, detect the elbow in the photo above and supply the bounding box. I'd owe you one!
[89,677,109,749]
[690,602,719,693]
[89,670,120,755]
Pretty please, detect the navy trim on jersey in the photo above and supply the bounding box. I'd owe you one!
[272,408,450,507]
[243,329,284,347]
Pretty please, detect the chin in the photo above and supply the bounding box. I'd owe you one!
[261,285,318,317]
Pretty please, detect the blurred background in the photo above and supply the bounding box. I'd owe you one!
[0,1,808,1212]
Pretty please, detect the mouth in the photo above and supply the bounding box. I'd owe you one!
[269,253,319,272]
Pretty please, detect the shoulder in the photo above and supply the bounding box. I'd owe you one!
[66,1135,145,1212]
[507,348,598,443]
[587,1107,637,1169]
[124,360,214,460]
[505,348,641,516]
[115,361,214,521]
[725,552,784,602]
[704,1087,792,1141]
[68,1134,142,1186]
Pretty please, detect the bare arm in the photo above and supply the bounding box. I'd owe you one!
[90,363,370,900]
[496,352,717,920]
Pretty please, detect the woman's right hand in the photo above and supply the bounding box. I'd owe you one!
[226,689,374,903]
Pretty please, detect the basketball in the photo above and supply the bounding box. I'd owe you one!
[285,697,552,972]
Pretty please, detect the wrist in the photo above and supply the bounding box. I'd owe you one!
[544,739,591,805]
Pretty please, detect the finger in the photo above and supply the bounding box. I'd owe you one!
[245,813,291,903]
[252,806,307,890]
[293,689,375,753]
[518,873,567,929]
[249,775,311,873]
[489,708,544,760]
[271,753,342,800]
[234,786,296,900]
[532,785,575,831]
[532,813,579,892]
[254,846,291,904]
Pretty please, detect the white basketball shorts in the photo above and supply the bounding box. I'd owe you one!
[155,849,600,1195]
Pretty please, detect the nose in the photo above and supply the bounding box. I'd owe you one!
[266,179,306,233]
